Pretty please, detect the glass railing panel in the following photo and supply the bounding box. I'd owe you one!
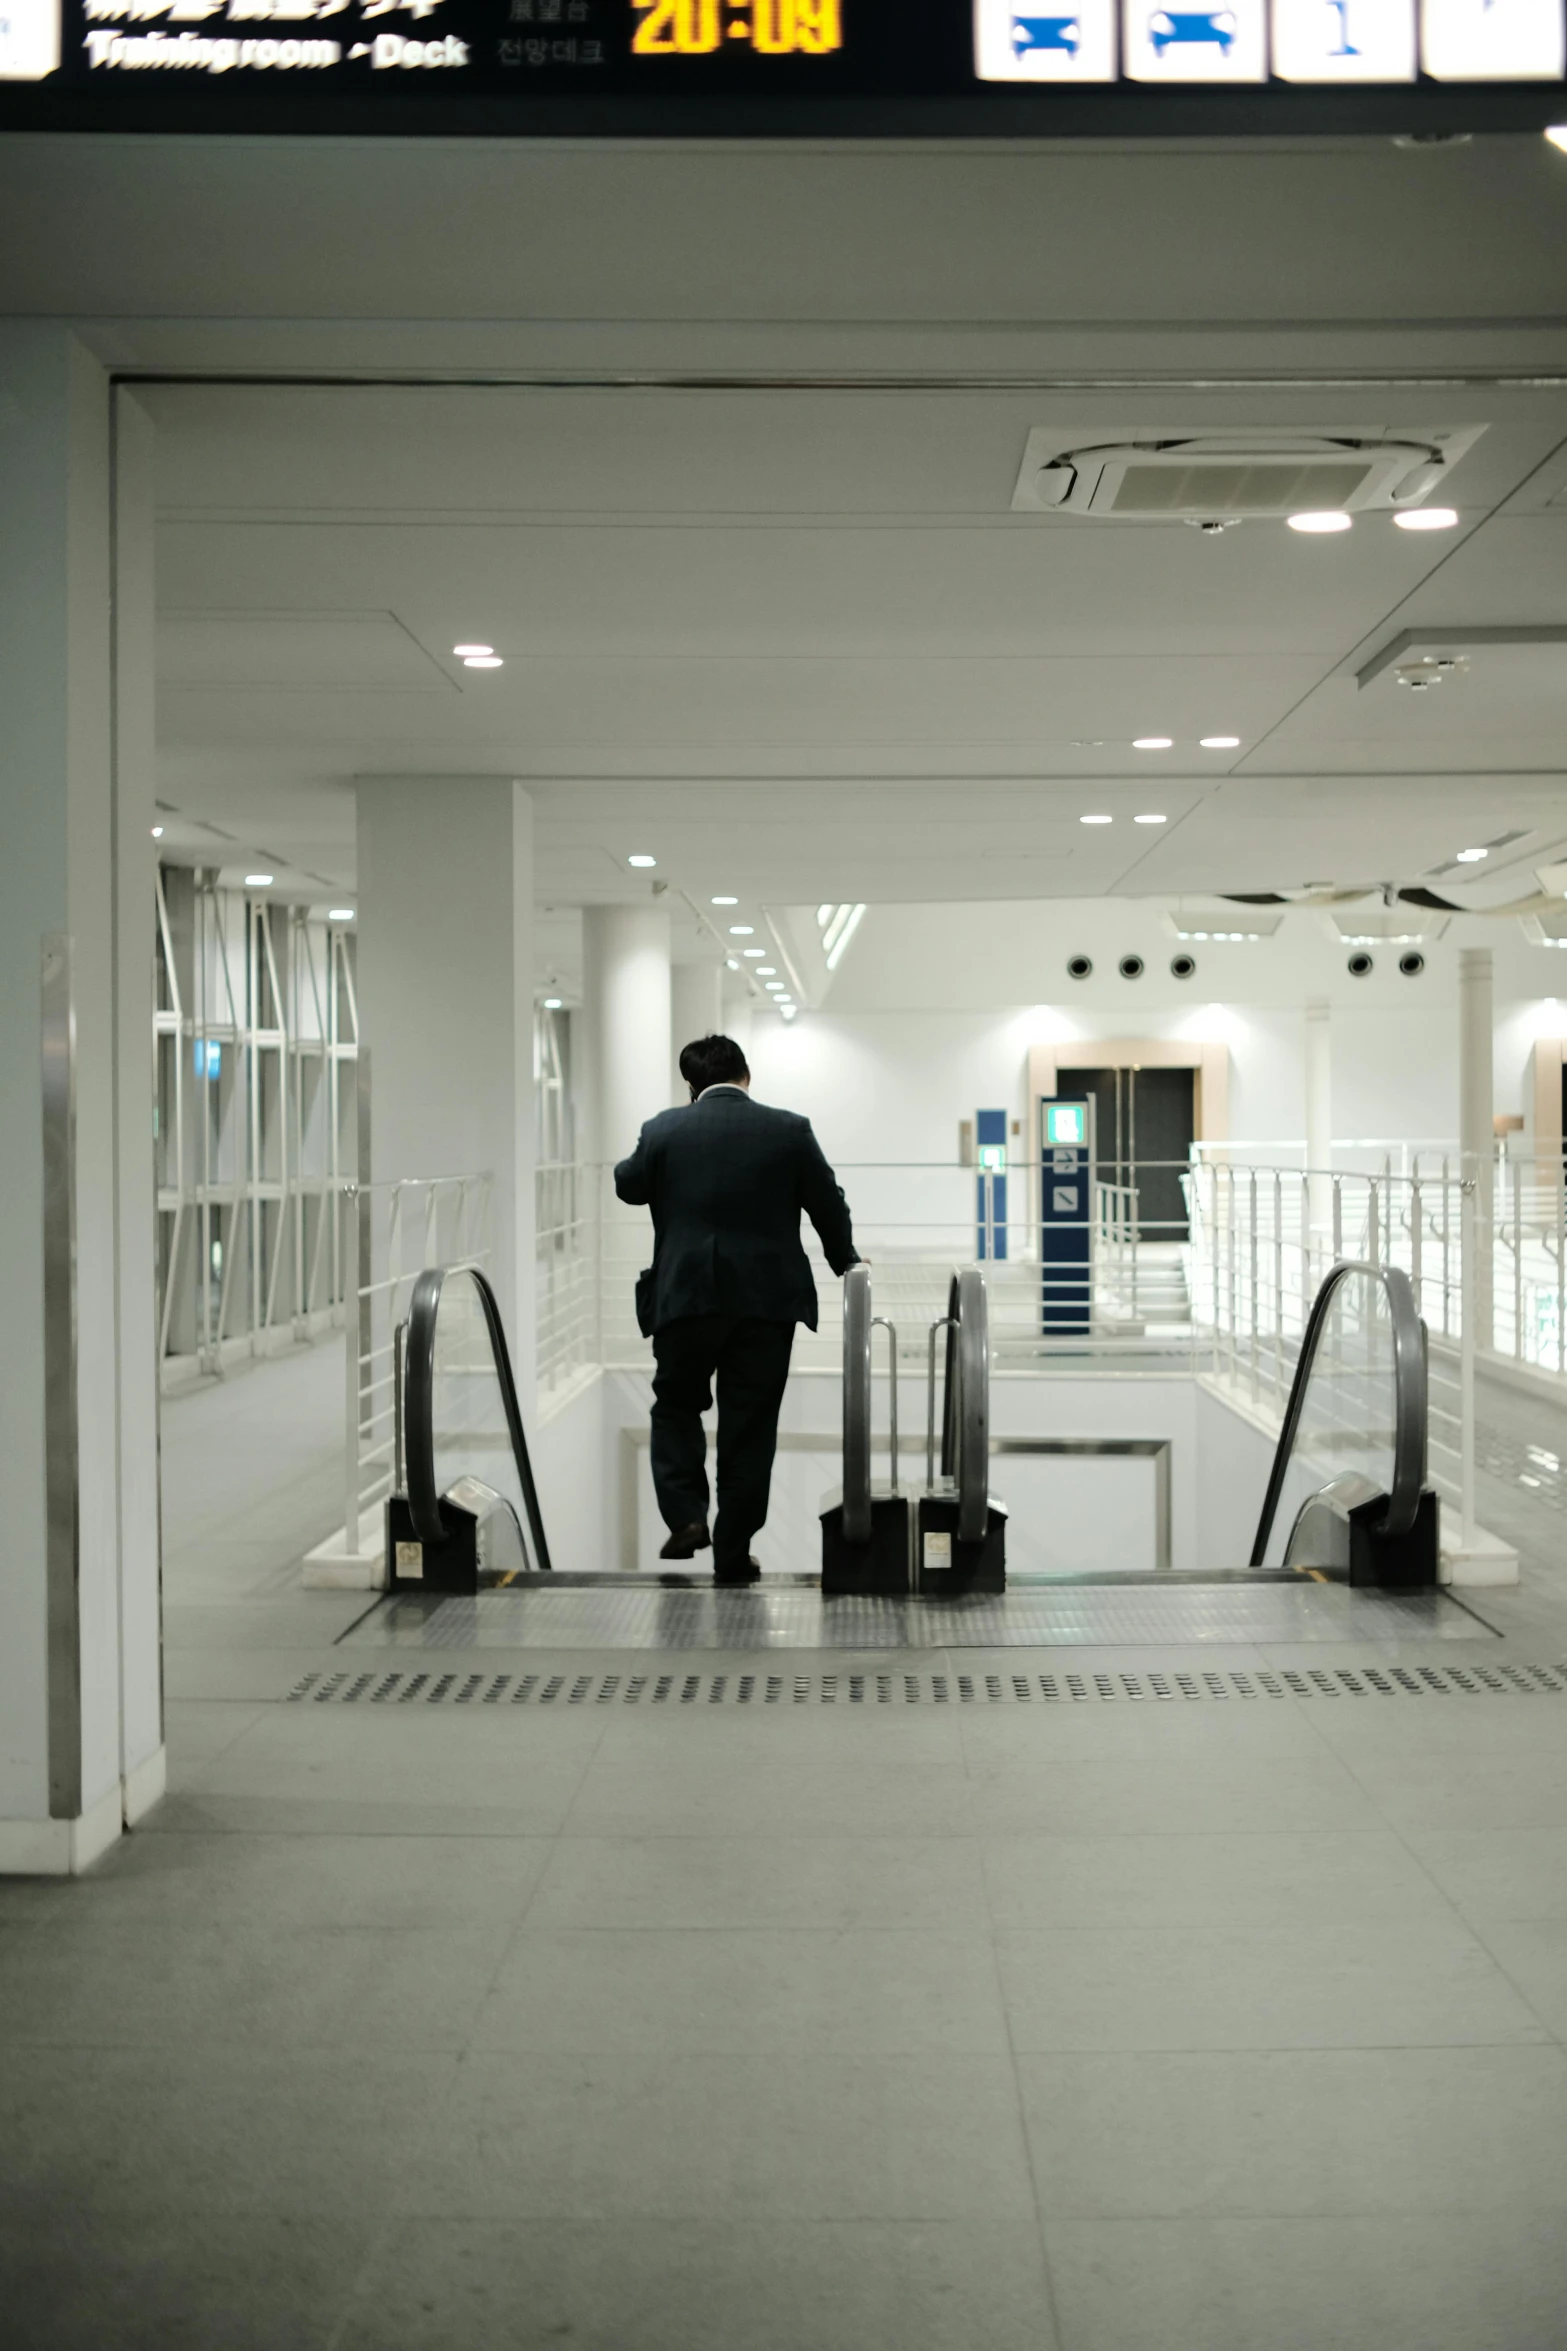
[1258,1266,1403,1568]
[422,1266,536,1570]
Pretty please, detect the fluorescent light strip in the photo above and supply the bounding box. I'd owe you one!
[824,904,866,973]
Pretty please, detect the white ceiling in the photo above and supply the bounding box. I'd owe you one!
[9,128,1563,940]
[143,376,1567,912]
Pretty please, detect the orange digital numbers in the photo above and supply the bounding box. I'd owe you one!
[632,0,840,55]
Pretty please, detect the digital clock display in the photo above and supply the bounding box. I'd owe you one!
[631,0,841,53]
[1,0,1562,133]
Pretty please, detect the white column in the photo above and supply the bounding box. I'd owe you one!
[355,778,536,1407]
[1304,998,1332,1245]
[671,958,724,1102]
[0,328,162,1874]
[581,903,672,1165]
[1459,945,1494,1345]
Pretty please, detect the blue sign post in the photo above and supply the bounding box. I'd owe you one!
[1040,1096,1092,1332]
[975,1108,1009,1260]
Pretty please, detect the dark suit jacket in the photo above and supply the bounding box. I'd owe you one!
[614,1086,860,1334]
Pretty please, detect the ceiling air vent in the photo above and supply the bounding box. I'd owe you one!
[1011,426,1484,520]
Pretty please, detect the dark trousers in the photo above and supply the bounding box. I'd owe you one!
[651,1315,795,1572]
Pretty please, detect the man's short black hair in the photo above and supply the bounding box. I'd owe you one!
[679,1034,749,1095]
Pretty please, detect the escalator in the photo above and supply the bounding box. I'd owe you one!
[386,1263,552,1593]
[381,1252,1436,1601]
[1250,1260,1437,1588]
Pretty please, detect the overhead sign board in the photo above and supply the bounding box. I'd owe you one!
[0,0,1562,126]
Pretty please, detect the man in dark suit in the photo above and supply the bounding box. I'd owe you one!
[614,1033,861,1584]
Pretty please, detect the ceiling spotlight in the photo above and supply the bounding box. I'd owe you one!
[1456,847,1489,863]
[328,907,355,921]
[1393,508,1459,532]
[1200,736,1241,749]
[1134,813,1168,826]
[245,873,274,887]
[452,643,493,657]
[712,896,738,906]
[543,996,562,1009]
[1132,737,1173,750]
[729,925,755,935]
[462,655,504,669]
[1080,814,1114,826]
[1288,512,1353,534]
[627,854,657,868]
[151,825,164,839]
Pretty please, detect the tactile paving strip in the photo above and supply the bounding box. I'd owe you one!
[341,1583,1492,1653]
[291,1660,1567,1707]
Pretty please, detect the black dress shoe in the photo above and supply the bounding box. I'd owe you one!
[660,1522,711,1561]
[713,1557,762,1586]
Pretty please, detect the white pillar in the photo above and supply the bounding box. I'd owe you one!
[1304,998,1332,1244]
[1459,945,1494,1345]
[0,328,162,1874]
[581,903,672,1165]
[356,778,536,1406]
[671,959,725,1102]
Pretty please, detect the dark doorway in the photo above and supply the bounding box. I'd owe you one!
[1056,1065,1195,1239]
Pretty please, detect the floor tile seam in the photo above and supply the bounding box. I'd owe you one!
[981,1908,1070,2351]
[1454,1914,1567,2050]
[1307,1723,1567,2009]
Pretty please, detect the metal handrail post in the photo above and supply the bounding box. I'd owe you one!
[1460,1177,1478,1548]
[344,1184,361,1554]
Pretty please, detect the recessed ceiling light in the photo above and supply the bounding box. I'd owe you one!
[463,654,504,669]
[453,642,493,657]
[756,966,776,976]
[726,958,740,970]
[729,925,755,935]
[1199,736,1241,749]
[543,996,562,1009]
[712,896,738,906]
[1134,813,1168,826]
[627,854,657,868]
[1393,507,1459,532]
[245,873,274,887]
[329,907,355,921]
[150,824,164,838]
[1132,737,1173,751]
[1288,512,1353,534]
[743,947,766,958]
[767,983,785,993]
[1080,813,1114,826]
[1456,847,1489,863]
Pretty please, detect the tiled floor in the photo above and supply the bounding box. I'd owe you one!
[6,1341,1567,2347]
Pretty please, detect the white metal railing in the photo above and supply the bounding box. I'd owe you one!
[342,1172,492,1556]
[527,1152,1567,1558]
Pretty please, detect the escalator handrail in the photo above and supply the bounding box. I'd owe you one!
[938,1266,991,1547]
[1248,1259,1426,1568]
[404,1262,553,1572]
[842,1262,874,1545]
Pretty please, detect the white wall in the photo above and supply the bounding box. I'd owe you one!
[744,897,1567,1172]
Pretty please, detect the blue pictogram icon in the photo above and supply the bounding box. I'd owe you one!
[1326,0,1359,53]
[1011,13,1081,53]
[1147,6,1236,51]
